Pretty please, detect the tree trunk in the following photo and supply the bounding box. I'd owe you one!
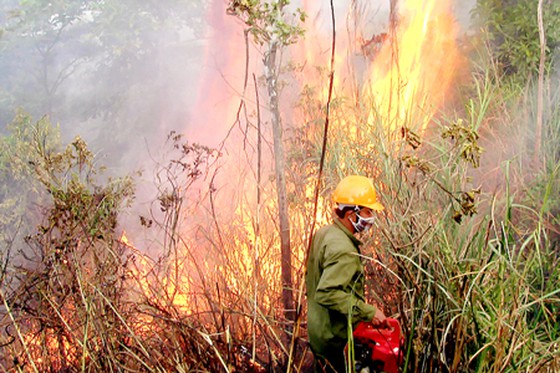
[535,0,545,165]
[264,41,294,321]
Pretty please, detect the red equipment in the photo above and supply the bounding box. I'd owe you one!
[352,318,404,373]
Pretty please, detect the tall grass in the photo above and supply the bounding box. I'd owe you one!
[282,28,559,372]
[353,52,560,372]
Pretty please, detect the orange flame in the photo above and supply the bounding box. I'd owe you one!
[156,0,463,319]
[364,0,460,133]
[119,230,133,247]
[119,231,193,315]
[296,0,460,137]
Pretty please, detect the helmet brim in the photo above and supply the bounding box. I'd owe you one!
[362,201,384,211]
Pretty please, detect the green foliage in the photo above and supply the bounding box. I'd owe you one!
[0,110,135,245]
[1,111,135,243]
[0,111,58,246]
[0,0,205,156]
[227,0,306,46]
[442,119,483,169]
[0,112,140,371]
[472,0,560,81]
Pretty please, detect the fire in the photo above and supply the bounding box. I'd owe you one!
[119,231,193,314]
[289,0,462,258]
[363,0,460,134]
[296,0,460,136]
[20,330,76,369]
[6,2,465,369]
[120,230,133,247]
[131,0,462,337]
[185,0,463,318]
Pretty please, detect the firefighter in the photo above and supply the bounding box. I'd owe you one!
[306,175,387,372]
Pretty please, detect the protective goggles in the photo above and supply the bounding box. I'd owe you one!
[353,206,375,223]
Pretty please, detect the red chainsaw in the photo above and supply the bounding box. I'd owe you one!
[352,318,404,373]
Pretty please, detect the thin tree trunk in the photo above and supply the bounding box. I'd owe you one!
[389,0,400,139]
[252,73,262,361]
[535,0,545,165]
[264,41,294,321]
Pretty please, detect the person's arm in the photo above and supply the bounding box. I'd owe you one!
[314,240,377,323]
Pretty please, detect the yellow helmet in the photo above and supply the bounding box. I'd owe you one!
[332,175,384,211]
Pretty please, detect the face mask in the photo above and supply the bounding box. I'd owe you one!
[351,209,375,233]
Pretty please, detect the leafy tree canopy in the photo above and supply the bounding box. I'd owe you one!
[0,0,205,157]
[472,0,560,81]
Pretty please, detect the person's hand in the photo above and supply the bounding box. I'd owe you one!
[371,307,388,328]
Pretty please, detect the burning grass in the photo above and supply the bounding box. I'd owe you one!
[2,65,558,373]
[0,1,559,372]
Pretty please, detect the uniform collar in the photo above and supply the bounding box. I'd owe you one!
[333,218,363,249]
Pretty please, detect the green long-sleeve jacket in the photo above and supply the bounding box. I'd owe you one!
[305,219,377,357]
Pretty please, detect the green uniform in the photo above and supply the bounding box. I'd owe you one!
[306,219,377,365]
